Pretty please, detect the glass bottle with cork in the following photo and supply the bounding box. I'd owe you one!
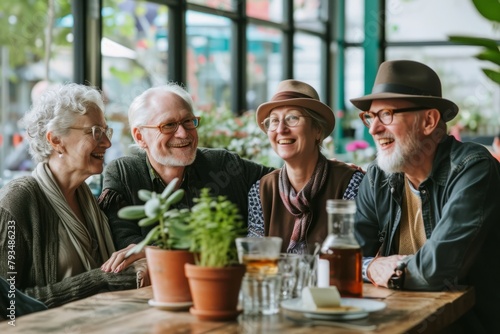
[320,199,363,297]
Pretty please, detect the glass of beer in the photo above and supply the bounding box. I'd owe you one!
[235,237,282,315]
[236,237,282,276]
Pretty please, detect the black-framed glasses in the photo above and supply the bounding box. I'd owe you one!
[141,117,200,134]
[358,106,428,127]
[262,114,310,132]
[69,125,113,141]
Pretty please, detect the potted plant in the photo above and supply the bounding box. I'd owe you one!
[117,178,195,307]
[184,188,246,321]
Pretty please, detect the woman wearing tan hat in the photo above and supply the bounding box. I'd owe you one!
[247,79,364,253]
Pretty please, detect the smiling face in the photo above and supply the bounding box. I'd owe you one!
[266,106,321,165]
[368,100,425,174]
[59,104,111,178]
[134,92,198,167]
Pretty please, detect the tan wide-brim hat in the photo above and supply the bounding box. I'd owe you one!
[350,60,459,122]
[256,79,335,137]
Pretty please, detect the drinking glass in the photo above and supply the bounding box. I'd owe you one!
[236,237,282,315]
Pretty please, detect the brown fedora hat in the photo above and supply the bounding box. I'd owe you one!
[350,60,458,122]
[256,79,335,136]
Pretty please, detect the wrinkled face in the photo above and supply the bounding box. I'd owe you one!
[368,100,424,174]
[266,106,321,164]
[62,105,112,177]
[136,92,198,167]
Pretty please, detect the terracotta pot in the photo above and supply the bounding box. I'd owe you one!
[185,263,246,321]
[146,247,195,303]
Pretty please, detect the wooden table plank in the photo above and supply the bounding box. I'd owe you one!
[0,284,475,334]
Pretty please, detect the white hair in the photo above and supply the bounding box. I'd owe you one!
[21,83,105,162]
[128,82,195,130]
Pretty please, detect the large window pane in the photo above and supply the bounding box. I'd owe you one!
[1,1,72,184]
[345,47,365,137]
[386,0,499,41]
[102,1,167,161]
[345,0,364,43]
[387,46,500,136]
[293,33,322,100]
[247,24,283,110]
[247,0,284,23]
[187,11,231,110]
[293,0,325,32]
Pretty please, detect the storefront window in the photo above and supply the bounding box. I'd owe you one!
[247,0,284,23]
[246,24,283,110]
[0,1,72,185]
[186,11,232,110]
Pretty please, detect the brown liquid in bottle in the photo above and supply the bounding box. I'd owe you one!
[320,246,363,298]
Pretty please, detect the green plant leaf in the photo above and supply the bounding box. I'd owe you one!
[449,35,499,49]
[165,189,186,207]
[161,178,179,199]
[472,0,500,23]
[476,49,500,66]
[118,205,146,220]
[125,226,160,256]
[482,69,500,85]
[138,216,159,227]
[138,189,152,202]
[145,197,161,218]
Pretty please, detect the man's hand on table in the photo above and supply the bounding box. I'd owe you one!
[367,255,407,288]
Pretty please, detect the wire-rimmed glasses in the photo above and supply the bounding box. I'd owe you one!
[358,106,428,127]
[141,117,200,134]
[69,125,113,141]
[262,114,310,132]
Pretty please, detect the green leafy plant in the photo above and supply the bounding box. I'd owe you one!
[196,108,279,167]
[448,0,500,85]
[117,178,192,256]
[188,188,245,267]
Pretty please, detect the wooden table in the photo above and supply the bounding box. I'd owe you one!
[0,284,474,333]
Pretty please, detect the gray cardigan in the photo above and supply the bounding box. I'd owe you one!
[99,148,274,250]
[0,177,137,308]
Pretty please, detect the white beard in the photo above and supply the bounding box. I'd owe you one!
[149,146,196,167]
[376,130,422,174]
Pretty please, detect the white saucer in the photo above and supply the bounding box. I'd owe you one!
[281,298,386,320]
[148,299,193,311]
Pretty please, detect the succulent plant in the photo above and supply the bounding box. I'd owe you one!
[117,178,192,256]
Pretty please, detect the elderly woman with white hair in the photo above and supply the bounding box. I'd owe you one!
[0,83,145,310]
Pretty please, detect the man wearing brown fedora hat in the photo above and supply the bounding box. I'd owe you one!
[351,60,500,332]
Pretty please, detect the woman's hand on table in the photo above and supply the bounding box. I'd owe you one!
[101,244,146,273]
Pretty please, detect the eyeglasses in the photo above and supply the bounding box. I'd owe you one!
[141,117,200,134]
[69,125,113,141]
[358,106,428,127]
[262,114,310,132]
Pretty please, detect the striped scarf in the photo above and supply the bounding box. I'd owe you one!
[279,154,328,253]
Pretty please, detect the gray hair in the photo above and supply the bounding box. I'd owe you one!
[21,83,105,163]
[128,82,195,130]
[301,107,330,149]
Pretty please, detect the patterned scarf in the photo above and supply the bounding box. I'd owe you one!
[32,162,115,270]
[279,154,328,253]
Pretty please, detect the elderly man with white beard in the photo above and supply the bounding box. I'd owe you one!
[350,60,500,333]
[98,83,274,272]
